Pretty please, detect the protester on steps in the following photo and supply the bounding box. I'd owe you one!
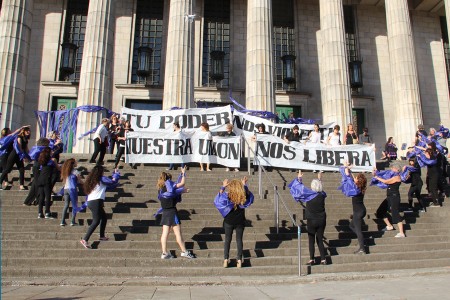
[289,171,328,265]
[0,126,31,190]
[60,158,83,226]
[157,166,195,259]
[89,118,109,165]
[338,163,368,254]
[214,176,254,268]
[80,166,120,249]
[36,147,59,219]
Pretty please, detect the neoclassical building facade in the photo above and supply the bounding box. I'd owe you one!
[0,0,449,154]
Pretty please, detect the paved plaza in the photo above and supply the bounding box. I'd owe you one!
[3,269,450,299]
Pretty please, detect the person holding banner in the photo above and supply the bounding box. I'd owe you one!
[199,122,212,172]
[252,124,271,172]
[338,163,367,254]
[214,176,254,268]
[288,171,328,265]
[307,124,323,173]
[344,124,358,145]
[326,125,341,147]
[157,166,195,259]
[219,123,239,172]
[89,118,109,165]
[167,122,186,171]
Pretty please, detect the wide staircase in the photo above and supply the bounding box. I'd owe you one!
[2,154,450,279]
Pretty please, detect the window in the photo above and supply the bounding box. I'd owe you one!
[441,17,450,91]
[344,5,362,89]
[131,0,164,85]
[202,0,230,87]
[125,99,162,110]
[273,0,296,91]
[59,0,89,82]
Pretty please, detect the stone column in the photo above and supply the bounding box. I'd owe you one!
[385,0,422,146]
[445,0,450,45]
[75,0,115,152]
[0,0,33,129]
[245,0,275,112]
[318,0,352,130]
[163,0,194,110]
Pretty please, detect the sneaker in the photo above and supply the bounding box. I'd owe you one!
[180,251,195,259]
[45,213,54,219]
[313,170,317,173]
[395,233,406,238]
[225,168,230,172]
[70,222,78,226]
[382,226,394,231]
[354,249,366,255]
[234,169,239,172]
[60,222,66,226]
[99,236,109,241]
[161,252,174,259]
[89,160,96,164]
[80,239,91,249]
[38,213,44,219]
[165,168,173,171]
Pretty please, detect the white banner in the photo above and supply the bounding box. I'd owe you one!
[121,106,232,132]
[125,131,241,168]
[255,134,376,172]
[233,111,336,140]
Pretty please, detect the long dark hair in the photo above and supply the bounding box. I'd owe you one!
[1,128,11,138]
[83,165,104,195]
[386,137,393,146]
[61,158,76,182]
[37,147,52,166]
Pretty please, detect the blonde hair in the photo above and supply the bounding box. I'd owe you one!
[227,180,246,208]
[157,172,172,189]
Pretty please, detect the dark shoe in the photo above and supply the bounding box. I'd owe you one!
[80,239,91,249]
[89,160,96,164]
[37,213,44,219]
[307,259,314,265]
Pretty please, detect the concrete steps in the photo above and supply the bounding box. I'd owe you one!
[2,153,449,278]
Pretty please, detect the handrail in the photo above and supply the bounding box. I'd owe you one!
[242,135,302,276]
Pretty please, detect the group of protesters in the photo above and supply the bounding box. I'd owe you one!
[0,117,448,268]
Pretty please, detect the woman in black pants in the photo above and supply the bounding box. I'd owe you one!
[36,147,58,219]
[374,164,405,238]
[338,163,368,254]
[0,126,31,190]
[214,176,254,268]
[417,142,440,207]
[114,120,133,169]
[289,171,327,265]
[80,166,120,249]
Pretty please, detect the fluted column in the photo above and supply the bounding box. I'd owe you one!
[0,0,33,129]
[163,0,194,110]
[385,0,422,145]
[245,0,275,112]
[318,0,352,130]
[74,0,115,152]
[445,0,450,45]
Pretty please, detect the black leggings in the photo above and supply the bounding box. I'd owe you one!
[307,218,326,260]
[376,194,402,224]
[350,203,366,250]
[427,168,439,203]
[23,162,40,205]
[223,222,244,260]
[408,184,426,210]
[0,150,25,185]
[90,138,106,164]
[83,199,107,242]
[114,146,125,168]
[37,184,52,215]
[0,154,9,182]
